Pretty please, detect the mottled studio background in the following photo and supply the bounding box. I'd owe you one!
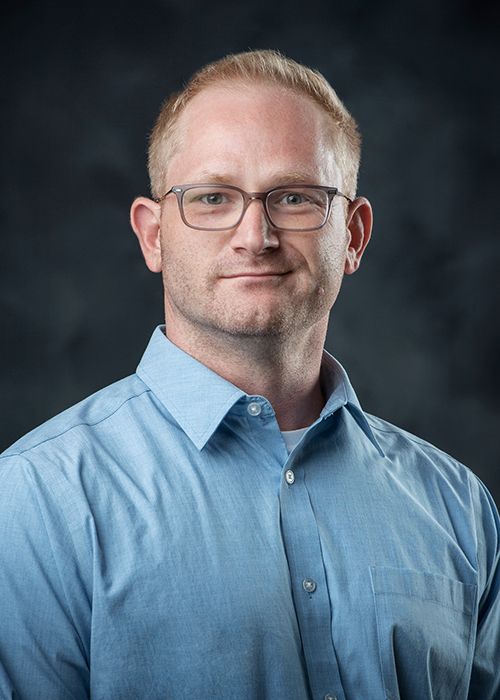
[1,0,499,505]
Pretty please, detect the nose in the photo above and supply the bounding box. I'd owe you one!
[229,198,279,255]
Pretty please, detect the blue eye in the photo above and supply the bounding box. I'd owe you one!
[202,193,224,205]
[283,193,304,205]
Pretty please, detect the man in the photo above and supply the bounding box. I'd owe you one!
[0,50,498,700]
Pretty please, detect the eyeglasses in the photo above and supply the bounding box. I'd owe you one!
[154,184,351,232]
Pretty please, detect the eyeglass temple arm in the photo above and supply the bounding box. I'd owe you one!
[331,189,352,203]
[153,189,173,204]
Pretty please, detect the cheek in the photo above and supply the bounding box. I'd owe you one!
[160,240,195,298]
[313,230,349,278]
[308,236,349,307]
[161,229,195,269]
[160,232,222,287]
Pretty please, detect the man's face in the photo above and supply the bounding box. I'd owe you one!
[153,84,358,345]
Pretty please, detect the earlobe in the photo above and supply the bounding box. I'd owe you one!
[130,197,163,273]
[344,197,373,275]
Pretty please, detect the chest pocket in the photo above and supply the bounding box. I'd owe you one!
[370,566,477,700]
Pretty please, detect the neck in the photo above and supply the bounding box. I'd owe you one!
[165,321,328,431]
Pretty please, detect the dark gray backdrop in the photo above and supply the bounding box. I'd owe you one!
[1,0,499,505]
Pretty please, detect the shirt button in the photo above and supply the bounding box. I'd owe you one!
[285,469,295,485]
[302,578,317,593]
[324,695,337,700]
[247,402,262,416]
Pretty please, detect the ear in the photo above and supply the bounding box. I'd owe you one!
[130,197,163,273]
[344,196,373,275]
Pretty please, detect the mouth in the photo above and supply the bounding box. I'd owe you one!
[221,271,290,279]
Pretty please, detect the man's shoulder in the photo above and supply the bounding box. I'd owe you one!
[361,411,499,513]
[363,411,471,480]
[362,411,500,532]
[2,373,151,460]
[364,412,446,449]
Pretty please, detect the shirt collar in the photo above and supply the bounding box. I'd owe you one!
[136,327,245,450]
[137,326,383,456]
[320,351,385,457]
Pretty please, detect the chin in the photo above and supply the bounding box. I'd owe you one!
[211,305,316,339]
[219,324,284,339]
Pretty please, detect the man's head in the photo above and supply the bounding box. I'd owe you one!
[131,51,372,358]
[148,49,361,202]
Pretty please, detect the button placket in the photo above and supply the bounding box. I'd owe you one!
[279,443,343,697]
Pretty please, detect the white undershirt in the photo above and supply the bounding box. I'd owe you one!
[281,427,308,454]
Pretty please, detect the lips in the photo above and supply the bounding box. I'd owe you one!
[221,270,290,278]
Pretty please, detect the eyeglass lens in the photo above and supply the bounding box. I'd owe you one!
[181,186,329,230]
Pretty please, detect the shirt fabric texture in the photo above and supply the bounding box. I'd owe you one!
[1,326,499,700]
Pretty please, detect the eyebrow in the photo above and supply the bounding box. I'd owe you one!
[191,171,315,187]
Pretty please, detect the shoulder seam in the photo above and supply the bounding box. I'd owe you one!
[1,385,152,458]
[365,414,457,455]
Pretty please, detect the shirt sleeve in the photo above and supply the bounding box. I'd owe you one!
[0,454,91,700]
[468,475,500,700]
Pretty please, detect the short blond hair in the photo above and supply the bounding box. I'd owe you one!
[148,49,361,200]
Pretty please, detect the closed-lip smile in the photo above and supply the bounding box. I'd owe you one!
[222,271,290,278]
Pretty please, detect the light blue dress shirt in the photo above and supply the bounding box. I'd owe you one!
[1,326,499,700]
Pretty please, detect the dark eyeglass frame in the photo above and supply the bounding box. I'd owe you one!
[154,184,352,231]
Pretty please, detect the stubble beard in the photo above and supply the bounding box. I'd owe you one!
[160,240,339,353]
[165,278,332,363]
[211,284,328,340]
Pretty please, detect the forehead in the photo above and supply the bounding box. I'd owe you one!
[167,83,341,186]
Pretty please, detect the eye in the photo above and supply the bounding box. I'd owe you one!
[184,188,237,207]
[281,192,305,205]
[201,192,225,205]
